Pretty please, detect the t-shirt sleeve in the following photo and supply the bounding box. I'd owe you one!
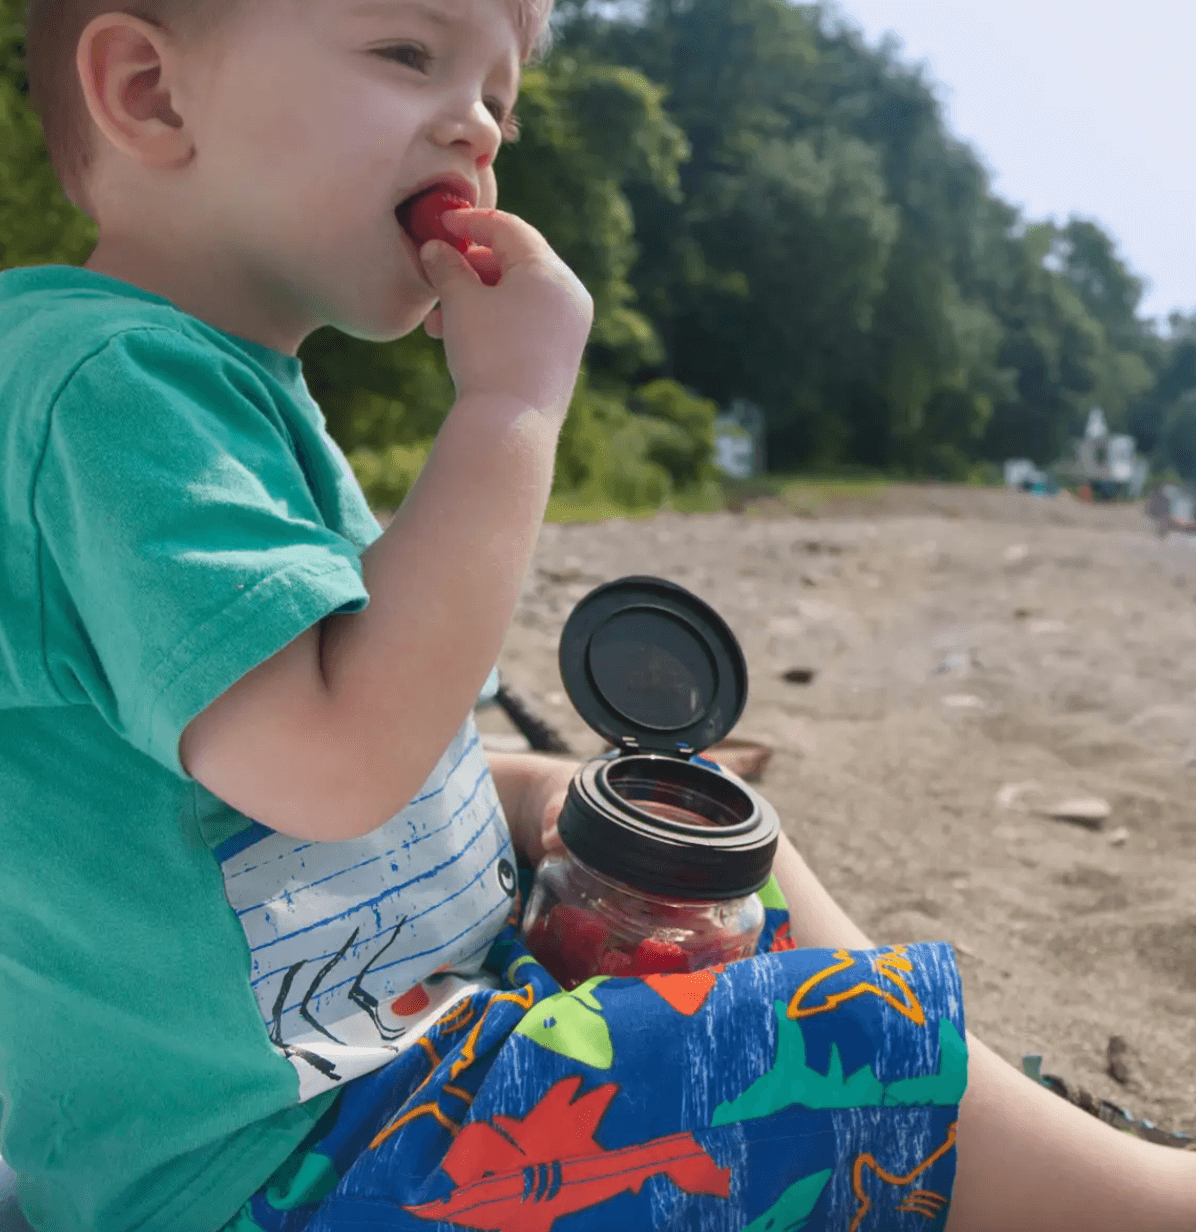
[32,326,372,777]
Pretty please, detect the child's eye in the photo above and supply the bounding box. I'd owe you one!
[485,100,521,143]
[377,43,431,73]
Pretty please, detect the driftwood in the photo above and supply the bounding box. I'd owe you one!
[493,678,574,755]
[1023,1055,1193,1149]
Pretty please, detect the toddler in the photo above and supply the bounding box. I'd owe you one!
[1,0,1193,1228]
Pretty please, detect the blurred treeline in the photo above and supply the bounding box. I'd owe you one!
[5,0,1196,505]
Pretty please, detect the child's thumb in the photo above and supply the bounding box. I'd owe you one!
[419,239,475,291]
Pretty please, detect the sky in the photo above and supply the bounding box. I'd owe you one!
[832,0,1196,326]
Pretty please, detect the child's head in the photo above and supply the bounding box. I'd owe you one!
[25,0,552,347]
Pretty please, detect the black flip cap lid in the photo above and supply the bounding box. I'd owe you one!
[558,576,748,755]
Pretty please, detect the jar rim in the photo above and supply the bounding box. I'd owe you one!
[557,755,779,900]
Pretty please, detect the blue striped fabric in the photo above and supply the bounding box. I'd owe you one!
[217,715,518,1100]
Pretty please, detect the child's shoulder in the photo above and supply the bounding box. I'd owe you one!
[0,264,202,358]
[0,265,286,427]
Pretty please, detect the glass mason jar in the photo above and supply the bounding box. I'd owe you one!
[521,751,779,989]
[522,850,765,989]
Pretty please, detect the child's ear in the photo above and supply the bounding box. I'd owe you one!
[76,13,193,170]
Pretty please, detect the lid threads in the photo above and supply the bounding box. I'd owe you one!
[557,757,780,901]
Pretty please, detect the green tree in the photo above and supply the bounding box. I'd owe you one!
[562,0,904,466]
[0,0,95,268]
[1128,315,1196,460]
[1163,389,1196,483]
[557,0,1158,477]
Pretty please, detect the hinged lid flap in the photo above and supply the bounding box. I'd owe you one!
[558,576,748,755]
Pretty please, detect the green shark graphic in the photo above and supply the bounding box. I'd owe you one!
[514,977,615,1070]
[757,874,789,912]
[743,1169,832,1232]
[885,1017,968,1107]
[713,1004,967,1124]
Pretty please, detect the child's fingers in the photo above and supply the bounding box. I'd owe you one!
[418,239,479,294]
[439,209,550,267]
[462,244,502,287]
[422,304,444,338]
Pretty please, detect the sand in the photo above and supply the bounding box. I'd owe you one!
[474,484,1196,1137]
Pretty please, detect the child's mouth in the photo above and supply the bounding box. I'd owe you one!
[395,187,503,286]
[396,187,473,251]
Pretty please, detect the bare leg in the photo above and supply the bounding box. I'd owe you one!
[771,834,1196,1232]
[949,1036,1196,1232]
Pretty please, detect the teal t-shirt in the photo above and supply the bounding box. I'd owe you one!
[0,266,394,1230]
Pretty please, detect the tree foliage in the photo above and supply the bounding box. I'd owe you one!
[0,0,94,267]
[555,0,1166,477]
[1163,390,1196,484]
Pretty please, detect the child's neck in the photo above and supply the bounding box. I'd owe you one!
[84,231,311,358]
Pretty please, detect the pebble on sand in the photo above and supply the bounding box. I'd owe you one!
[1042,797,1112,828]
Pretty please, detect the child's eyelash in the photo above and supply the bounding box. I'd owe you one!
[488,103,521,143]
[377,43,432,72]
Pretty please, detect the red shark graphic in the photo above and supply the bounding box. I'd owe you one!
[641,965,724,1016]
[405,1075,731,1231]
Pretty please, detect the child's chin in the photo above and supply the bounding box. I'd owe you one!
[331,299,436,344]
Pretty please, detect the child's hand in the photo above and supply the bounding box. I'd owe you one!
[507,755,578,866]
[418,210,593,426]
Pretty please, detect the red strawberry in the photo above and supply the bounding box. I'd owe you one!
[541,904,608,984]
[599,948,636,977]
[400,188,472,252]
[399,189,503,285]
[523,914,551,952]
[630,937,689,975]
[462,242,502,287]
[549,904,609,950]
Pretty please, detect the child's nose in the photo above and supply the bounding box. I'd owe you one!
[430,105,502,166]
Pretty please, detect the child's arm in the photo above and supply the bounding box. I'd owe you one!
[179,212,593,842]
[487,751,577,865]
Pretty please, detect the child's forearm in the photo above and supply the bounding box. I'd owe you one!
[318,394,560,831]
[485,750,537,854]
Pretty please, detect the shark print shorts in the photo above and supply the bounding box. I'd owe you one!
[225,880,967,1232]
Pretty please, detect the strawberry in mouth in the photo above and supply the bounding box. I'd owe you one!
[397,187,473,251]
[397,187,502,286]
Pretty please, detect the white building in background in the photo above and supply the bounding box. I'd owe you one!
[713,400,767,479]
[1004,458,1049,491]
[1055,407,1150,498]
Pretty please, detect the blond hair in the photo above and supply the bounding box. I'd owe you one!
[24,0,554,207]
